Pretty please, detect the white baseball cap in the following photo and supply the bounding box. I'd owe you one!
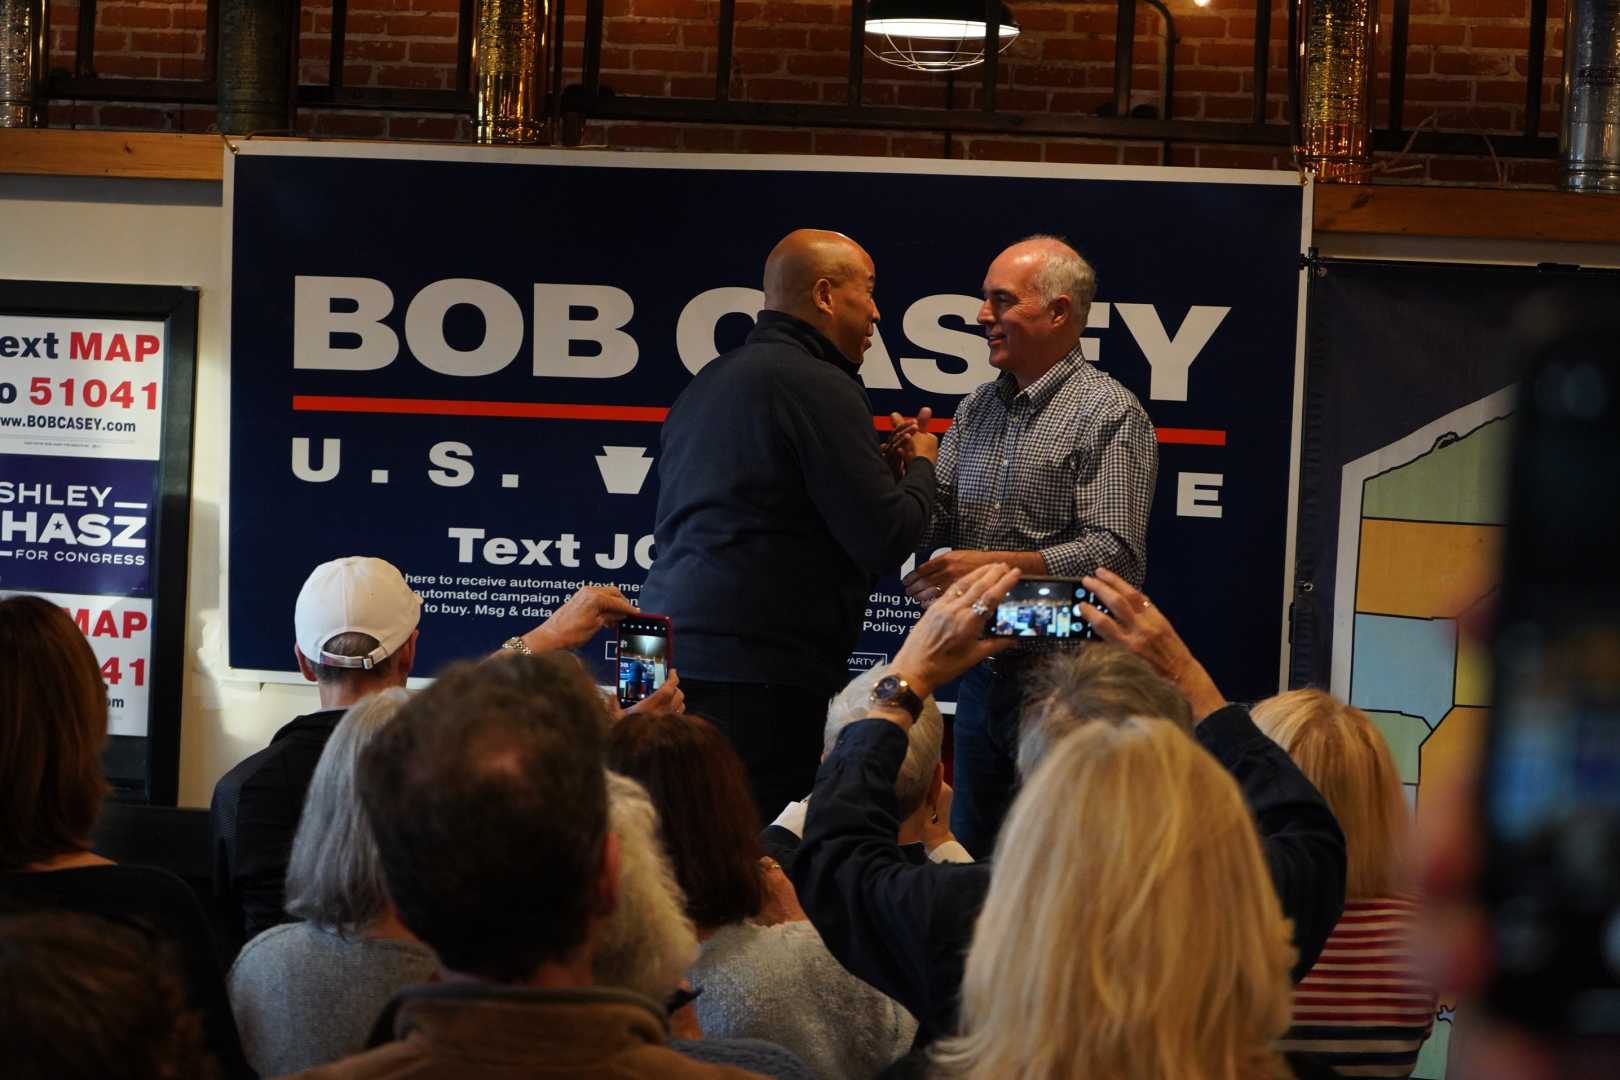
[294,556,422,670]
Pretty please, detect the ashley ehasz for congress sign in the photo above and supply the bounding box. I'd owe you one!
[225,143,1309,701]
[0,315,167,736]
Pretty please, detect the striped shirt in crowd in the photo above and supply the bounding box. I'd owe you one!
[1277,896,1437,1078]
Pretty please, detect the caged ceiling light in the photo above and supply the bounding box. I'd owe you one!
[863,0,1021,73]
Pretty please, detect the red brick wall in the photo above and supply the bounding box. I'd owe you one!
[39,0,1571,186]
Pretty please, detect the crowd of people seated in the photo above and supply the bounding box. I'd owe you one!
[1,553,1466,1079]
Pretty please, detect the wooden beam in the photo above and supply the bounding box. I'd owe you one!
[4,130,1620,248]
[1313,183,1620,245]
[0,130,225,181]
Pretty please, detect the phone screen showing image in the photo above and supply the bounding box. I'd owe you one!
[617,617,672,707]
[988,578,1106,640]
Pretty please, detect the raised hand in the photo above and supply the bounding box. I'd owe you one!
[891,562,1019,698]
[883,407,939,479]
[521,585,639,653]
[1079,567,1226,723]
[622,669,685,717]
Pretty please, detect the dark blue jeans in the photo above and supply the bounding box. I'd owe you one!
[950,659,1032,859]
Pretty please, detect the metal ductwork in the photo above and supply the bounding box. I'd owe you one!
[473,0,548,144]
[1297,0,1376,182]
[1562,0,1620,191]
[218,0,293,135]
[0,0,45,128]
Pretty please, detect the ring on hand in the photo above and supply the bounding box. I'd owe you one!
[969,600,991,616]
[1139,598,1155,612]
[946,587,963,598]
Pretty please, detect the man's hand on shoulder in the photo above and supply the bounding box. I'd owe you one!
[519,585,638,653]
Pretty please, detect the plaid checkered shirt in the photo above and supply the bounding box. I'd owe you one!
[920,342,1158,592]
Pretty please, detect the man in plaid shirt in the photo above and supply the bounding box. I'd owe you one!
[901,236,1158,856]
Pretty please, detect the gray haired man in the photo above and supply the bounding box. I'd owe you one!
[901,236,1159,858]
[762,665,969,871]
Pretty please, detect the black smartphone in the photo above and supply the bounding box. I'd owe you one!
[1480,342,1620,1034]
[617,615,673,709]
[986,577,1108,640]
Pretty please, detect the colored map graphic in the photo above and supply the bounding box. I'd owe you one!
[1332,388,1515,1078]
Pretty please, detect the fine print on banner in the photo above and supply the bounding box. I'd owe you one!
[404,572,639,621]
[0,314,169,737]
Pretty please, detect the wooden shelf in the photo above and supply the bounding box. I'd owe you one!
[6,129,1620,245]
[1,129,226,181]
[1312,182,1620,245]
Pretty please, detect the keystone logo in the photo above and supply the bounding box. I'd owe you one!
[595,446,654,495]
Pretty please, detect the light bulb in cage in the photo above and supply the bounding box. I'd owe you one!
[864,0,1020,73]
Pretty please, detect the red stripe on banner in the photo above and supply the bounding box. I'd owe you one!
[870,416,956,433]
[292,396,673,422]
[295,395,1229,448]
[1154,427,1227,446]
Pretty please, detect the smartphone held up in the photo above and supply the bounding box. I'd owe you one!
[617,615,673,709]
[983,577,1109,640]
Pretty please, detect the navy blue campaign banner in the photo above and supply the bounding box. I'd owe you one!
[0,453,154,596]
[226,143,1308,702]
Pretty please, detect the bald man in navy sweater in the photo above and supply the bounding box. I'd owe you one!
[641,229,938,817]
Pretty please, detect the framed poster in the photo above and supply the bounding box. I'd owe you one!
[0,280,199,804]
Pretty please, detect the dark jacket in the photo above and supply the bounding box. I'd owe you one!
[287,983,768,1079]
[792,707,1347,1043]
[640,311,936,697]
[210,708,346,945]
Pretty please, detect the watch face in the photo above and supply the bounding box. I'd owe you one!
[874,675,905,702]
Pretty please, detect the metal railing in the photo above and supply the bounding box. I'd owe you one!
[35,0,1559,158]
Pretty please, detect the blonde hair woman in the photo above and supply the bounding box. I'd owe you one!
[1252,689,1436,1079]
[933,717,1297,1080]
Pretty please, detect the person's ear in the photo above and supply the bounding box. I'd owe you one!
[926,761,945,808]
[1048,294,1073,330]
[294,646,318,683]
[394,629,419,682]
[594,831,621,918]
[812,276,835,317]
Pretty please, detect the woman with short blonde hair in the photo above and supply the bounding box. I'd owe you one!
[933,717,1297,1080]
[1252,689,1435,1079]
